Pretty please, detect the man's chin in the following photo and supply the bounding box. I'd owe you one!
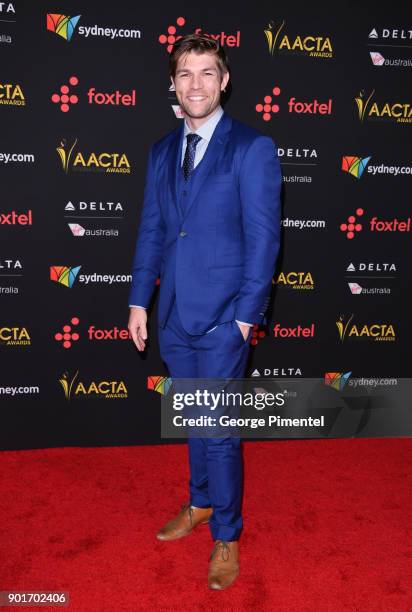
[181,104,216,120]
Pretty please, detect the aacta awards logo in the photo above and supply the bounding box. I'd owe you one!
[0,82,25,107]
[273,271,314,290]
[59,371,128,401]
[0,325,31,346]
[336,314,395,342]
[355,89,412,124]
[256,86,332,121]
[56,138,131,174]
[264,19,333,59]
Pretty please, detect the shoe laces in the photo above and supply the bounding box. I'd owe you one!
[210,540,230,562]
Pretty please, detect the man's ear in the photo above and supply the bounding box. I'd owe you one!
[221,71,230,91]
[170,75,176,90]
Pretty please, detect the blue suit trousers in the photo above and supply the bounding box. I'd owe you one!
[158,295,251,541]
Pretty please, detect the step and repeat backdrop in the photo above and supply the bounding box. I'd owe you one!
[1,2,411,449]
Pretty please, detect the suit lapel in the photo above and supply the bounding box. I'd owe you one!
[181,113,232,222]
[168,122,185,220]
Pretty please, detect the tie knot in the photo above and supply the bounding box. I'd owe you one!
[186,133,201,147]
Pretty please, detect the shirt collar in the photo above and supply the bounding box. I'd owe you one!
[183,105,224,142]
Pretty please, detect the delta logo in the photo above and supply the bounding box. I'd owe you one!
[59,371,127,401]
[340,208,411,239]
[0,210,33,226]
[324,372,352,390]
[264,19,333,58]
[0,258,22,271]
[342,156,371,179]
[355,89,412,124]
[0,3,15,16]
[0,326,31,346]
[64,200,124,214]
[51,75,136,113]
[273,323,315,339]
[54,316,131,349]
[273,271,314,290]
[158,16,240,53]
[147,376,172,395]
[256,85,332,122]
[56,138,131,174]
[251,367,303,377]
[0,83,25,107]
[336,314,395,342]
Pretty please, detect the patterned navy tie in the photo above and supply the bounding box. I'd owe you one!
[182,133,202,181]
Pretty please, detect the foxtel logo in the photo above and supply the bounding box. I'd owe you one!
[256,86,332,121]
[273,323,315,338]
[0,210,32,225]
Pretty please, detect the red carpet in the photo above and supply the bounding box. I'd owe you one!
[0,439,411,611]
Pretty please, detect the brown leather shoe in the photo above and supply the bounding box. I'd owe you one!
[208,540,239,590]
[156,503,212,541]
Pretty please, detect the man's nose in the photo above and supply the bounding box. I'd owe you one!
[191,74,203,89]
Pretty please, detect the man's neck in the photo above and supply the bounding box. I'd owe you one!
[184,106,222,132]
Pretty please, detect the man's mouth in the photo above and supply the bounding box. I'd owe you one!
[187,96,207,102]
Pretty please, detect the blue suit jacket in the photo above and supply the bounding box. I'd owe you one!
[129,112,282,335]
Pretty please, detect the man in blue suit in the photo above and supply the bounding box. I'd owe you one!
[128,33,281,590]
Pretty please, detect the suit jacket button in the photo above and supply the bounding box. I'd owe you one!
[179,231,187,237]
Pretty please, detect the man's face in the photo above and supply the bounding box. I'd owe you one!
[171,51,229,121]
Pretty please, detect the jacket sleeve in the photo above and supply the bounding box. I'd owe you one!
[128,144,166,307]
[234,135,282,325]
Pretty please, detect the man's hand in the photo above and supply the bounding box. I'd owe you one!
[236,321,251,342]
[128,307,148,351]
